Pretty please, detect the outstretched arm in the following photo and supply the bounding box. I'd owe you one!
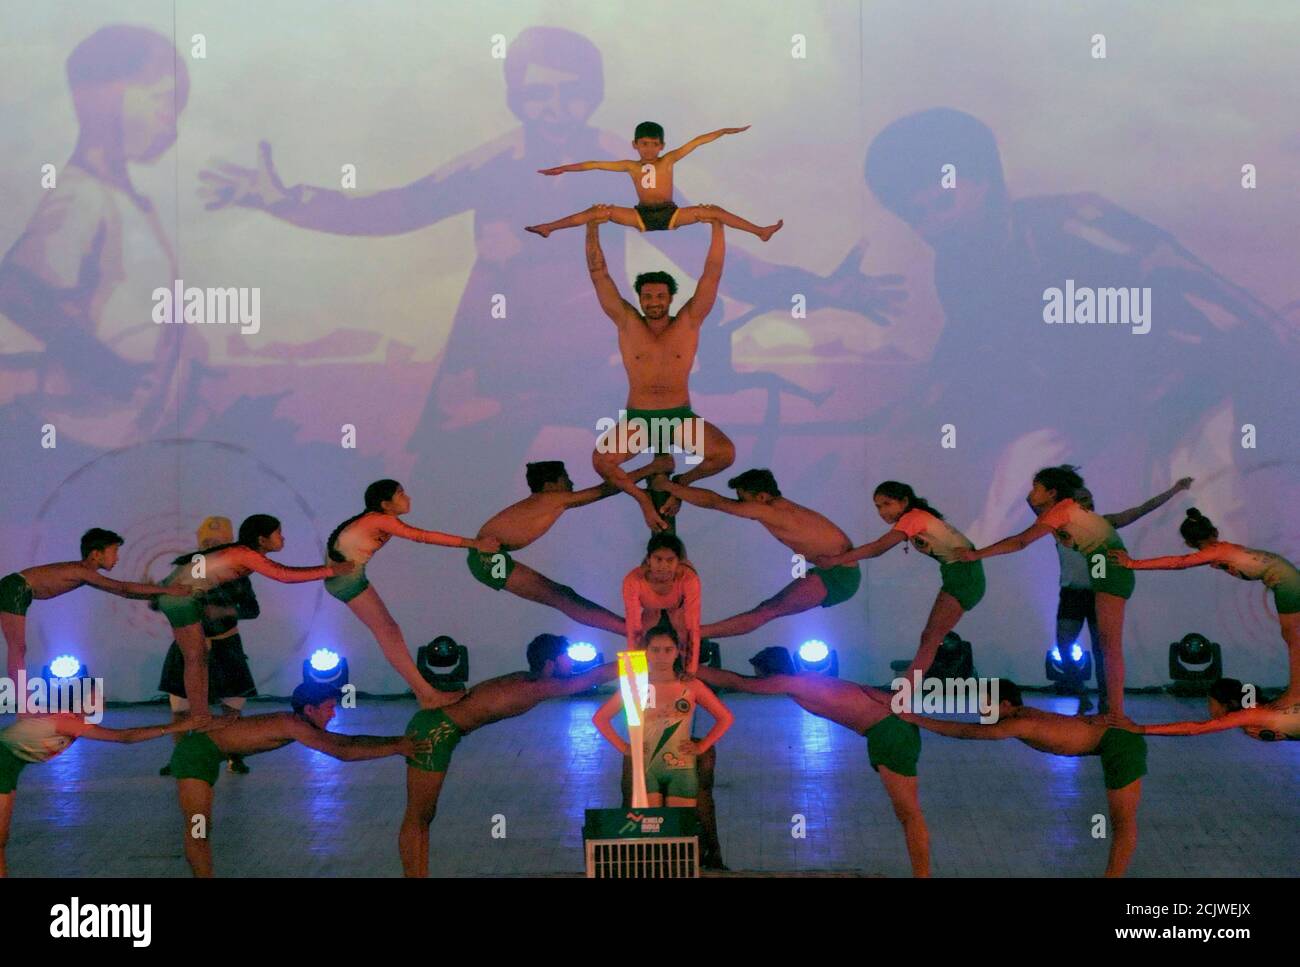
[232,548,339,584]
[1109,547,1215,571]
[288,719,412,761]
[1137,707,1276,736]
[1104,477,1193,529]
[55,714,211,743]
[961,520,1055,561]
[900,713,1023,740]
[379,516,480,549]
[81,571,188,599]
[822,529,907,567]
[566,457,674,509]
[656,480,769,520]
[662,126,750,164]
[538,160,633,175]
[587,221,635,323]
[695,667,800,697]
[676,220,725,327]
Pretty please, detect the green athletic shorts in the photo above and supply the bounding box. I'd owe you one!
[324,563,370,603]
[864,714,921,777]
[0,745,30,794]
[1085,539,1135,600]
[157,591,205,629]
[939,560,986,611]
[466,548,515,591]
[809,563,863,608]
[622,405,700,454]
[1272,577,1300,615]
[0,573,33,616]
[405,708,463,773]
[169,732,227,787]
[646,755,698,799]
[1093,727,1147,790]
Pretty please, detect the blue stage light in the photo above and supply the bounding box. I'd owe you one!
[309,648,341,673]
[303,648,349,688]
[794,639,838,677]
[1070,643,1083,663]
[799,640,829,663]
[48,655,82,679]
[567,642,598,663]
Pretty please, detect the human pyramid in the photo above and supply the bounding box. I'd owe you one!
[2,123,1298,878]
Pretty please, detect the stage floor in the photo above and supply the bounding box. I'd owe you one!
[4,693,1296,877]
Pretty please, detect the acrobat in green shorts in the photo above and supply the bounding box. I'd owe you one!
[0,573,33,616]
[864,714,922,777]
[169,732,227,787]
[405,708,464,773]
[324,563,370,603]
[1083,539,1135,600]
[0,745,31,794]
[939,560,986,611]
[1092,727,1147,789]
[466,548,516,591]
[809,563,863,608]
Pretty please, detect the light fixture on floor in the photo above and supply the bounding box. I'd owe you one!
[795,639,838,677]
[418,635,469,691]
[1168,633,1222,696]
[1045,641,1091,687]
[303,648,349,688]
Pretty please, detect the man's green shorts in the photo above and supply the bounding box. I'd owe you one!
[646,755,698,799]
[324,563,370,603]
[1092,727,1147,790]
[939,560,986,611]
[157,591,205,629]
[1084,539,1135,600]
[0,573,33,616]
[0,745,30,794]
[621,405,700,453]
[809,563,863,608]
[169,732,227,787]
[405,708,463,773]
[466,548,515,591]
[864,714,921,777]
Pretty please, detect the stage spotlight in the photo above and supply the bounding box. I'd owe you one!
[698,638,722,670]
[566,641,603,673]
[302,647,349,688]
[1168,633,1222,696]
[794,639,838,677]
[1045,641,1092,686]
[418,635,469,691]
[42,654,87,682]
[927,631,975,680]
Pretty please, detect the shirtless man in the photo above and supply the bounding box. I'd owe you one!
[1132,677,1300,741]
[168,681,425,877]
[895,679,1146,877]
[696,647,931,877]
[399,633,619,877]
[654,469,860,638]
[586,216,736,532]
[526,121,782,241]
[1,528,191,681]
[466,456,672,633]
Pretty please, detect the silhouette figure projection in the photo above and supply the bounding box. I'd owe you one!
[863,108,1298,542]
[0,25,200,450]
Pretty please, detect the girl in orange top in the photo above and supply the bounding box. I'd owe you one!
[621,533,701,673]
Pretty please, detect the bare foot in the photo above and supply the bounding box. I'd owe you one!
[524,225,552,238]
[758,219,784,242]
[419,686,464,710]
[640,502,669,533]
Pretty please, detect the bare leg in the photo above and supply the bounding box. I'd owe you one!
[1,613,25,684]
[878,767,930,877]
[0,791,12,877]
[346,588,455,709]
[646,792,665,807]
[673,205,783,241]
[399,767,446,878]
[695,744,724,868]
[900,592,966,684]
[504,563,626,635]
[1093,593,1128,721]
[175,623,212,726]
[178,778,214,877]
[1274,613,1300,704]
[526,205,641,237]
[1104,779,1141,877]
[700,576,829,639]
[593,432,666,532]
[671,419,735,488]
